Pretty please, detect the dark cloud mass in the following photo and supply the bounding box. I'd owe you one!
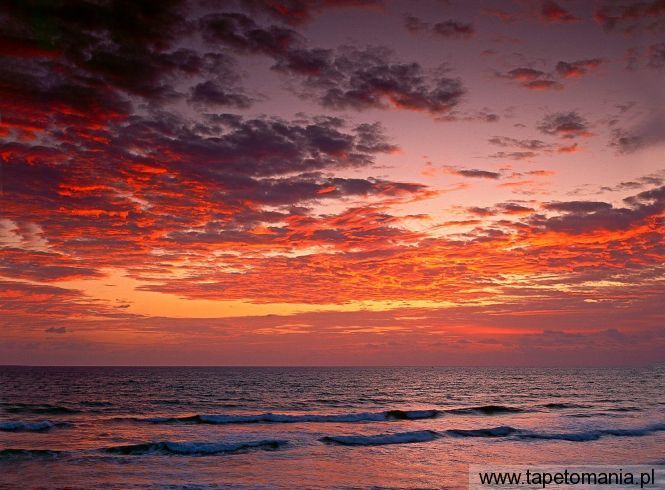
[594,0,665,32]
[402,15,474,39]
[609,112,665,154]
[0,0,439,285]
[455,169,501,179]
[231,0,385,25]
[404,14,428,32]
[499,58,602,91]
[541,1,578,23]
[537,111,591,138]
[647,43,665,69]
[300,47,465,114]
[198,12,465,115]
[555,59,604,78]
[488,136,550,151]
[432,21,475,39]
[0,0,663,366]
[534,187,665,234]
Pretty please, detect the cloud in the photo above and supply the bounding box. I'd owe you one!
[432,20,475,39]
[544,201,613,213]
[0,279,130,321]
[594,0,665,33]
[289,46,465,115]
[600,172,665,192]
[541,1,578,23]
[199,13,465,115]
[537,111,591,138]
[404,14,428,32]
[555,59,604,78]
[402,15,474,39]
[468,203,535,216]
[647,43,665,69]
[435,165,502,179]
[234,0,385,26]
[455,169,502,179]
[503,67,545,81]
[532,186,665,234]
[498,58,602,91]
[610,111,665,153]
[482,8,519,23]
[524,80,564,91]
[0,0,662,367]
[189,80,253,108]
[498,67,561,90]
[488,136,551,151]
[490,151,538,161]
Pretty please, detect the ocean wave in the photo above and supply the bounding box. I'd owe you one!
[445,426,519,437]
[321,430,439,446]
[444,423,665,441]
[517,423,665,442]
[444,405,523,415]
[2,403,79,415]
[542,403,591,410]
[0,421,72,432]
[0,449,62,459]
[124,409,442,425]
[103,439,288,456]
[80,401,113,407]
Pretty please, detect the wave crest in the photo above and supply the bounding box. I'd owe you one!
[0,421,72,432]
[103,439,288,456]
[2,403,79,415]
[125,409,441,425]
[0,449,62,459]
[321,430,439,446]
[446,426,518,437]
[445,405,523,415]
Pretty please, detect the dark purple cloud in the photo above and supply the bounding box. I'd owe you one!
[532,187,665,234]
[537,112,591,138]
[489,136,550,151]
[647,43,665,69]
[594,0,665,33]
[404,15,428,33]
[199,13,466,115]
[432,20,475,39]
[555,59,604,78]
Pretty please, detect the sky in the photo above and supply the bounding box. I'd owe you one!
[0,0,663,366]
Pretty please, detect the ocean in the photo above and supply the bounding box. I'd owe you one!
[1,366,664,489]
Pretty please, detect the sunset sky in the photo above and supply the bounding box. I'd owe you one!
[1,0,663,365]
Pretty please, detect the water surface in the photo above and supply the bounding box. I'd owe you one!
[1,366,663,489]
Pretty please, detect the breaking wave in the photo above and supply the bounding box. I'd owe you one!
[321,430,439,446]
[542,403,591,410]
[445,426,519,437]
[444,405,524,415]
[0,421,72,432]
[445,423,665,442]
[2,403,79,415]
[0,449,63,459]
[103,439,288,456]
[123,409,442,425]
[517,423,665,442]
